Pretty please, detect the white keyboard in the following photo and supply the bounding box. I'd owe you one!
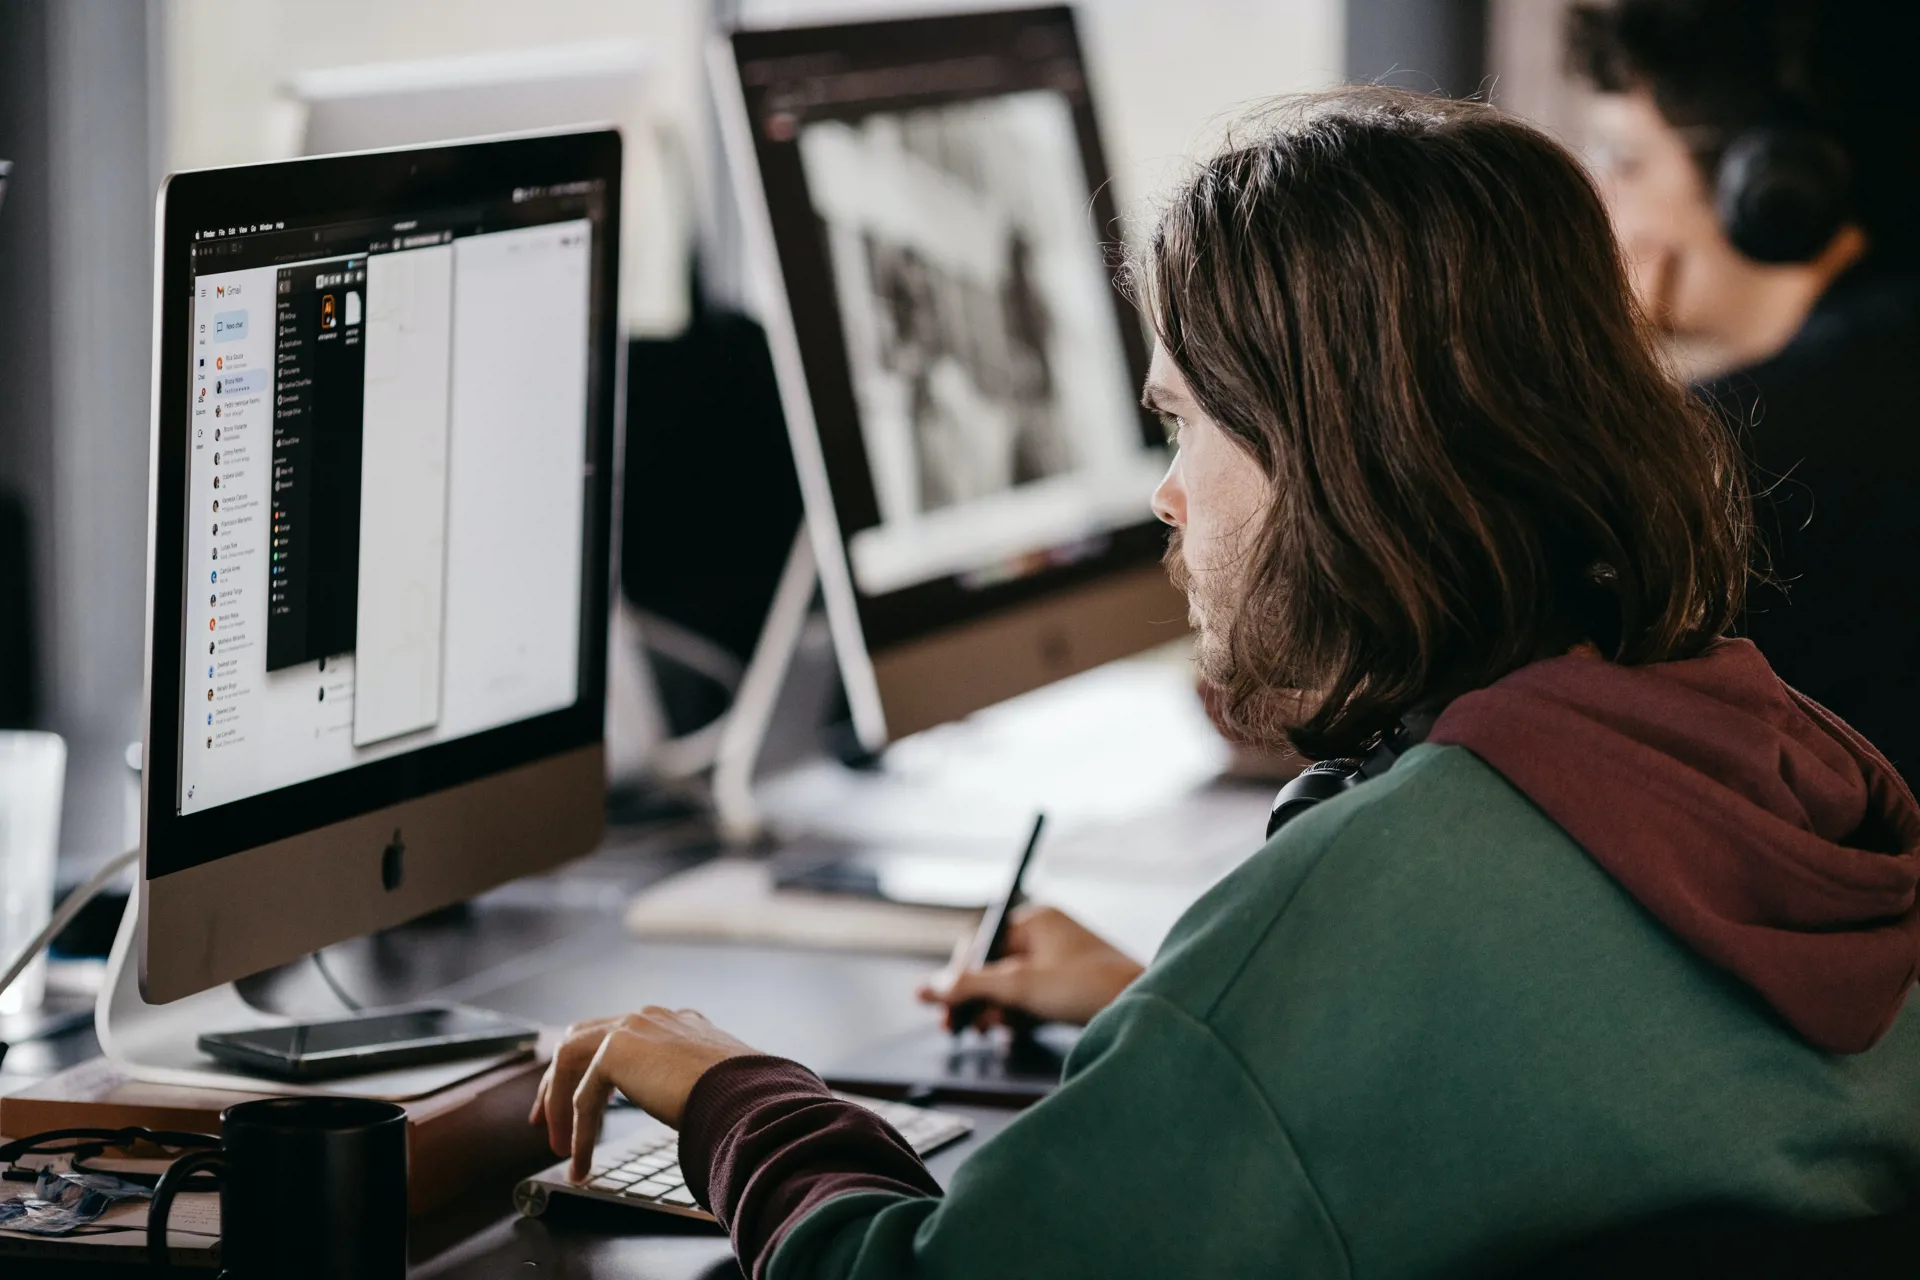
[514,1092,974,1221]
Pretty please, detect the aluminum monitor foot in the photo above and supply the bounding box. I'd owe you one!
[95,889,522,1099]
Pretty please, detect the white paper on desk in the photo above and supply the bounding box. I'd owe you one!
[93,1189,221,1239]
[625,858,979,957]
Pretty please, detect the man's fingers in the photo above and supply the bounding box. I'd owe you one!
[568,1033,624,1183]
[1003,909,1039,956]
[927,936,973,993]
[1003,904,1064,957]
[545,1020,617,1158]
[922,934,980,1004]
[939,958,1029,1010]
[528,1065,550,1125]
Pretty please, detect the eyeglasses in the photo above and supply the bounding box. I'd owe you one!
[0,1126,220,1192]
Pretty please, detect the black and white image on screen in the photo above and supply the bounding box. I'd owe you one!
[799,90,1165,596]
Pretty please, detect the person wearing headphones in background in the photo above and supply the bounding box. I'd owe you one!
[530,91,1920,1279]
[1569,0,1920,786]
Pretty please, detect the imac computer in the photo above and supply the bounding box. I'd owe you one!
[103,129,621,1085]
[713,5,1185,775]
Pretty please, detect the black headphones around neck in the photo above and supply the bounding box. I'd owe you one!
[1266,712,1434,840]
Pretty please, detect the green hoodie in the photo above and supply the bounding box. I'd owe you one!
[766,743,1920,1279]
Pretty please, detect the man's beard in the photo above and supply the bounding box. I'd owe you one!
[1164,528,1236,685]
[1166,527,1308,755]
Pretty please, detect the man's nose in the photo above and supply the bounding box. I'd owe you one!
[1151,460,1185,528]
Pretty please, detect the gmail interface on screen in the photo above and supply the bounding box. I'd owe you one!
[178,191,598,815]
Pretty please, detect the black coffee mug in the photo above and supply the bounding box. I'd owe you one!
[148,1095,408,1277]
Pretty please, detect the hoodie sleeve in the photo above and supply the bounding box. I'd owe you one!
[678,1054,942,1273]
[744,993,1348,1280]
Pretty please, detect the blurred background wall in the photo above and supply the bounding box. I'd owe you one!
[2,0,1565,868]
[1487,0,1588,144]
[1348,0,1485,97]
[163,0,1345,332]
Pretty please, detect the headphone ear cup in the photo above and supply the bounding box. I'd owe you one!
[1267,759,1364,839]
[1715,128,1852,265]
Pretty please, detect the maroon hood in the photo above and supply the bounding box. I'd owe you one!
[1429,638,1920,1054]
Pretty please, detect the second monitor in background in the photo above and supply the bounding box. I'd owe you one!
[718,5,1185,753]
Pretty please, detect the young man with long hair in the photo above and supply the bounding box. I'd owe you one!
[531,90,1920,1278]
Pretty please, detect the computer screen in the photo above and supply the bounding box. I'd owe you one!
[143,132,619,907]
[181,203,592,815]
[722,6,1180,745]
[796,86,1159,599]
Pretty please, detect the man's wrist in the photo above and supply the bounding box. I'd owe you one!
[678,1055,831,1208]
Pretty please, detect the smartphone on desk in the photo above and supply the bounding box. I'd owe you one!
[197,1005,537,1082]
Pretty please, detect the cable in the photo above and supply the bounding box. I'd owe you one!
[309,949,363,1013]
[0,847,138,1007]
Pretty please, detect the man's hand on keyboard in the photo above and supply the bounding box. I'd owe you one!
[530,1007,759,1183]
[918,905,1145,1029]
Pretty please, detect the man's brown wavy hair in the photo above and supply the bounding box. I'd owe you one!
[1143,89,1749,760]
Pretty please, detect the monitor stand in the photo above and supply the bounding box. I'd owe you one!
[706,531,1010,909]
[95,888,524,1098]
[711,529,820,843]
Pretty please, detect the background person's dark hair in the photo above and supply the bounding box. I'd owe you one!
[1567,0,1920,268]
[1144,89,1749,759]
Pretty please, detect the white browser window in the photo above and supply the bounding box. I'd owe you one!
[177,217,593,815]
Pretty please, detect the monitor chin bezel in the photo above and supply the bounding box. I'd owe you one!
[138,743,603,1004]
[142,129,621,884]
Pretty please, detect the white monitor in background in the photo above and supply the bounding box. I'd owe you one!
[289,42,650,156]
[287,40,661,337]
[716,5,1185,752]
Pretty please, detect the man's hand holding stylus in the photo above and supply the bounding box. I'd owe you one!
[918,905,1144,1030]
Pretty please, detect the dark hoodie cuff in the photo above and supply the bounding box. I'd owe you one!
[679,1054,942,1278]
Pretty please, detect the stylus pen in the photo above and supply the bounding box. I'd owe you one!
[949,812,1046,1036]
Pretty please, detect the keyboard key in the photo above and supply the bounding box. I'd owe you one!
[630,1180,672,1198]
[661,1187,698,1206]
